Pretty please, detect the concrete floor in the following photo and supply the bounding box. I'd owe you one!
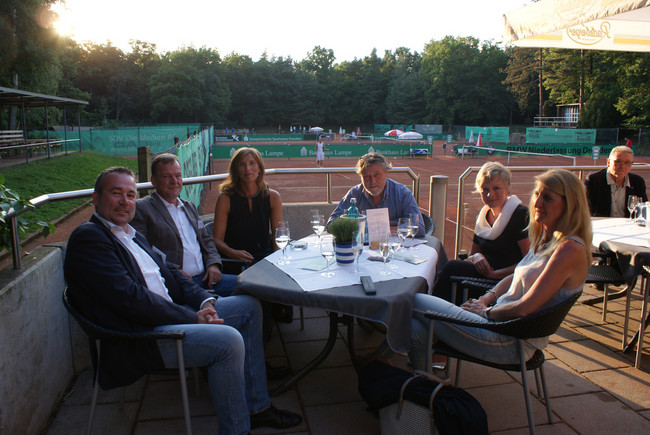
[45,281,650,435]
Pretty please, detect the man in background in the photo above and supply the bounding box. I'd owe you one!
[328,152,424,235]
[585,146,647,217]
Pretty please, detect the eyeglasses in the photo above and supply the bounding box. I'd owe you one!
[612,160,633,165]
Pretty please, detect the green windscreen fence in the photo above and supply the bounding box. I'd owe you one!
[46,125,200,155]
[177,126,213,207]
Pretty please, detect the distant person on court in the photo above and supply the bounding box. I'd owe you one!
[64,166,302,433]
[432,162,530,305]
[131,153,237,297]
[625,137,633,148]
[584,146,647,217]
[328,152,424,236]
[315,137,327,167]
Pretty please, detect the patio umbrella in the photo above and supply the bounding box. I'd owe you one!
[503,0,650,52]
[309,127,324,132]
[398,131,423,140]
[384,129,404,136]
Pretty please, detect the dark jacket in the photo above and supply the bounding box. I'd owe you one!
[64,215,212,389]
[131,192,222,271]
[584,169,647,217]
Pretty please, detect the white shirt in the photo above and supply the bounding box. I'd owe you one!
[94,213,172,303]
[158,194,205,277]
[95,213,216,309]
[606,172,630,217]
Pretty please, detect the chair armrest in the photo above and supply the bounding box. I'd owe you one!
[415,291,581,339]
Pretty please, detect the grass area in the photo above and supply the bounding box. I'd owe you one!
[1,151,139,230]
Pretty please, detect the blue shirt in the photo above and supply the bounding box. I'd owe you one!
[328,178,424,237]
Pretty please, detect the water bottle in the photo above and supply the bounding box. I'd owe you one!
[347,197,359,218]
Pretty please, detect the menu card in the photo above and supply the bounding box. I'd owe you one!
[366,208,390,249]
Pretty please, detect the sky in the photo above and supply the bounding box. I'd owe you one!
[51,0,529,62]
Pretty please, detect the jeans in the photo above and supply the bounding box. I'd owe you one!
[156,294,270,435]
[410,293,536,371]
[192,272,238,297]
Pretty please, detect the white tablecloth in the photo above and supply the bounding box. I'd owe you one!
[592,218,650,248]
[265,235,438,292]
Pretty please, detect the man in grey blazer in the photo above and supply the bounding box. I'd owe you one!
[132,153,237,297]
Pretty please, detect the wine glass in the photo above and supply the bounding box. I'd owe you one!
[397,217,411,250]
[320,235,335,278]
[352,230,363,274]
[627,195,639,222]
[311,213,325,246]
[275,227,290,265]
[388,230,401,269]
[408,213,420,250]
[378,231,392,276]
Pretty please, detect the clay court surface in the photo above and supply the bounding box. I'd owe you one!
[16,145,649,264]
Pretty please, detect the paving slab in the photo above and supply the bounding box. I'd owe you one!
[551,391,650,434]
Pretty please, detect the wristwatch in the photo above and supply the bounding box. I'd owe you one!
[484,306,493,320]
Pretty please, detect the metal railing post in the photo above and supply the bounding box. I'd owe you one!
[429,176,447,241]
[9,217,21,270]
[327,172,332,203]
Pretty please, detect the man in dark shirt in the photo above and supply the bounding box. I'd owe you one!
[585,146,647,217]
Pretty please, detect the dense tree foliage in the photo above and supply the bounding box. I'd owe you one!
[2,2,650,130]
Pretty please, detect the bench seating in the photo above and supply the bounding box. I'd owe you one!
[0,130,24,145]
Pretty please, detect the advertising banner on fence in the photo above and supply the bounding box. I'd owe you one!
[45,125,200,155]
[465,126,510,143]
[525,128,596,144]
[213,133,305,142]
[212,143,431,159]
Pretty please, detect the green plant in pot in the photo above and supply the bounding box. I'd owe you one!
[326,216,359,265]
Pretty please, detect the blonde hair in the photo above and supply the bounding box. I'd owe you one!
[528,169,592,262]
[219,147,270,197]
[474,162,511,193]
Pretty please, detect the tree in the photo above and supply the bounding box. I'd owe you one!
[504,47,545,124]
[614,52,650,127]
[385,48,426,124]
[421,36,512,125]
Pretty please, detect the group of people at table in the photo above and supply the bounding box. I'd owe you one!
[63,144,646,434]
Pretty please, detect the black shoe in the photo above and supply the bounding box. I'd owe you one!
[250,405,302,429]
[265,362,291,380]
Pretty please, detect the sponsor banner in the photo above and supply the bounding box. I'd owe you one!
[43,125,200,155]
[497,143,617,156]
[415,124,443,134]
[465,126,510,143]
[212,143,431,159]
[525,127,596,144]
[214,134,305,142]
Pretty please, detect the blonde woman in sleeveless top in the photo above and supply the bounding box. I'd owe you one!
[410,169,592,368]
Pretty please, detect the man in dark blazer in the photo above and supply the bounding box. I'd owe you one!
[131,153,236,297]
[64,166,301,433]
[585,146,647,217]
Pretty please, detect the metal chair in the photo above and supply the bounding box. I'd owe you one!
[62,288,194,435]
[416,291,582,435]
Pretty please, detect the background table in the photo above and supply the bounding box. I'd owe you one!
[592,218,649,368]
